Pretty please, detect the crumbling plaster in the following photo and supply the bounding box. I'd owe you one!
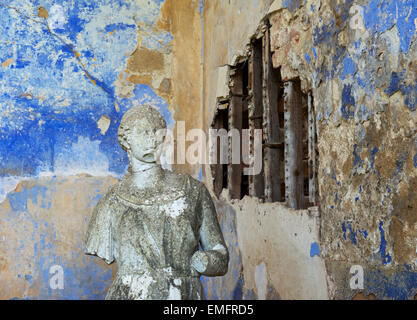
[0,0,202,299]
[0,175,119,299]
[1,0,417,300]
[203,0,417,299]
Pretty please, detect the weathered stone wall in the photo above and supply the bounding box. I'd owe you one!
[0,175,118,299]
[0,0,203,299]
[1,0,416,300]
[203,192,328,300]
[201,0,330,300]
[202,0,417,299]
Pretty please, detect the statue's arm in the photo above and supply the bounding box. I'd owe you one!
[84,189,115,264]
[191,183,229,276]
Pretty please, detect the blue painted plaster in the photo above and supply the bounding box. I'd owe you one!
[282,0,302,12]
[310,242,320,257]
[364,0,417,53]
[353,144,363,170]
[366,266,417,299]
[0,0,173,300]
[342,221,357,245]
[304,53,311,64]
[341,84,355,119]
[0,0,173,182]
[341,55,357,80]
[378,221,392,265]
[370,147,378,170]
[312,47,317,60]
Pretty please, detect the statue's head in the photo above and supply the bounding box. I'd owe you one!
[118,105,167,164]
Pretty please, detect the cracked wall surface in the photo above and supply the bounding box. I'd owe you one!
[0,175,118,299]
[202,0,417,300]
[0,0,202,299]
[1,0,417,300]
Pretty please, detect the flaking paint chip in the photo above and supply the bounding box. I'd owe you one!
[1,58,13,68]
[38,6,49,19]
[97,115,111,135]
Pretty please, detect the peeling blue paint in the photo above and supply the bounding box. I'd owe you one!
[313,20,336,46]
[104,23,136,33]
[359,229,368,239]
[363,1,396,36]
[7,185,49,212]
[353,144,363,169]
[232,277,244,300]
[198,0,204,15]
[378,221,392,265]
[364,0,417,53]
[312,47,317,60]
[370,147,378,169]
[304,53,310,64]
[342,221,358,245]
[0,0,173,181]
[0,0,171,300]
[341,55,357,79]
[393,153,408,179]
[282,0,302,12]
[341,84,355,119]
[366,265,417,299]
[310,242,320,257]
[386,72,403,96]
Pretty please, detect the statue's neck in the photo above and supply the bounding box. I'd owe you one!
[130,158,164,189]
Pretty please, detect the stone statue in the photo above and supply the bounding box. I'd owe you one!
[84,105,229,300]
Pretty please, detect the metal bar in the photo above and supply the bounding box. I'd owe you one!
[262,26,281,202]
[228,67,243,200]
[284,81,304,209]
[308,91,317,204]
[211,108,226,198]
[248,38,265,199]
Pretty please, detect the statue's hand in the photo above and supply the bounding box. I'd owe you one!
[190,251,209,273]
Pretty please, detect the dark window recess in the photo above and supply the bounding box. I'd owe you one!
[228,62,245,200]
[262,27,284,203]
[248,37,265,200]
[210,103,229,198]
[209,24,318,208]
[241,61,249,199]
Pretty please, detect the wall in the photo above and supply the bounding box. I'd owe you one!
[202,0,417,300]
[202,0,329,300]
[1,0,417,300]
[0,0,203,299]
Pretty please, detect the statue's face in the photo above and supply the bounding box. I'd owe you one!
[127,120,165,164]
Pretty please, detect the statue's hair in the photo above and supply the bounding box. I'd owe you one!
[118,104,167,151]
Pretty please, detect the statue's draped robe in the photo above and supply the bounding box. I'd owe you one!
[84,172,228,300]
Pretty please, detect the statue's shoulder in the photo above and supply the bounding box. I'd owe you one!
[94,183,121,208]
[164,171,208,195]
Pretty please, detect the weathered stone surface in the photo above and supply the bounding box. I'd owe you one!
[85,105,229,300]
[2,0,417,300]
[0,0,203,299]
[203,0,417,299]
[0,175,118,299]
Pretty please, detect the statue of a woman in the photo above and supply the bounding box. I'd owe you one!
[84,105,229,300]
